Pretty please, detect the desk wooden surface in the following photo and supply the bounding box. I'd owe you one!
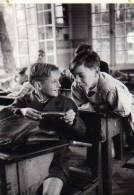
[0,141,69,163]
[79,111,123,195]
[0,96,14,105]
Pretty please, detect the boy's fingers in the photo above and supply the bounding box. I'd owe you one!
[65,113,75,119]
[33,110,41,114]
[26,111,42,120]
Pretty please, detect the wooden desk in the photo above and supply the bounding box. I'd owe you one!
[0,141,69,195]
[79,111,123,195]
[0,96,14,106]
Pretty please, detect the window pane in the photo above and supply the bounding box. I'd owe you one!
[115,24,125,37]
[101,12,109,24]
[92,14,101,26]
[47,55,54,64]
[126,36,134,50]
[101,39,110,50]
[126,9,134,22]
[38,27,45,40]
[55,6,63,17]
[126,23,134,36]
[92,4,108,13]
[93,39,110,52]
[19,41,28,55]
[93,39,101,51]
[92,4,101,13]
[16,4,25,10]
[92,26,101,39]
[37,4,51,10]
[56,18,64,24]
[25,4,35,8]
[19,56,29,67]
[56,27,69,40]
[101,26,110,38]
[39,42,45,50]
[101,4,109,12]
[44,12,52,24]
[116,51,125,64]
[28,25,38,40]
[115,38,125,50]
[37,13,44,25]
[26,8,36,25]
[46,41,54,53]
[126,4,134,8]
[44,4,51,10]
[45,26,53,39]
[115,9,125,22]
[18,26,27,39]
[29,40,38,57]
[126,50,134,63]
[16,9,26,25]
[115,4,125,9]
[56,40,71,49]
[36,4,44,11]
[29,55,38,64]
[98,51,110,64]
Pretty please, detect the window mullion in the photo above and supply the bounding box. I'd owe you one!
[109,4,115,68]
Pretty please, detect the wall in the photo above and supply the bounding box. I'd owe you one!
[70,4,90,49]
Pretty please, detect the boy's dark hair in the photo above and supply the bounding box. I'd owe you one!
[29,63,59,84]
[70,44,100,74]
[75,43,92,55]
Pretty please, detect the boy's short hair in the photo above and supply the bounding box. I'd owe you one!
[70,44,100,74]
[29,63,59,84]
[75,43,92,55]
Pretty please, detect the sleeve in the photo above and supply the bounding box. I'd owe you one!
[106,86,132,117]
[71,81,87,107]
[17,83,33,97]
[9,96,28,115]
[64,97,86,137]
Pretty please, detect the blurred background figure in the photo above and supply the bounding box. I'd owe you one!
[7,67,29,97]
[15,67,28,86]
[37,49,45,63]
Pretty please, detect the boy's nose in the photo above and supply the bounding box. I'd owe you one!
[57,81,61,88]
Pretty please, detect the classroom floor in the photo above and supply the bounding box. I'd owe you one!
[112,159,134,195]
[71,146,134,195]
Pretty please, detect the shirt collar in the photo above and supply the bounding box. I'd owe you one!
[34,90,49,104]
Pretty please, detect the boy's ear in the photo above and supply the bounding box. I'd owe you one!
[33,81,42,91]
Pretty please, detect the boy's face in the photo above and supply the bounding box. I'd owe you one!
[73,64,99,93]
[39,70,61,98]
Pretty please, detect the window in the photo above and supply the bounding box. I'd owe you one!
[92,4,110,64]
[15,4,39,67]
[92,4,134,68]
[115,4,134,66]
[36,4,56,64]
[55,4,71,52]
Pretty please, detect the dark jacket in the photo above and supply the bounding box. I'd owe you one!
[11,90,86,139]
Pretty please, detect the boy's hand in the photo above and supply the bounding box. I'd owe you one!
[78,103,94,111]
[20,108,42,120]
[63,109,76,125]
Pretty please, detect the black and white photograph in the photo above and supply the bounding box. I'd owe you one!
[0,2,134,195]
